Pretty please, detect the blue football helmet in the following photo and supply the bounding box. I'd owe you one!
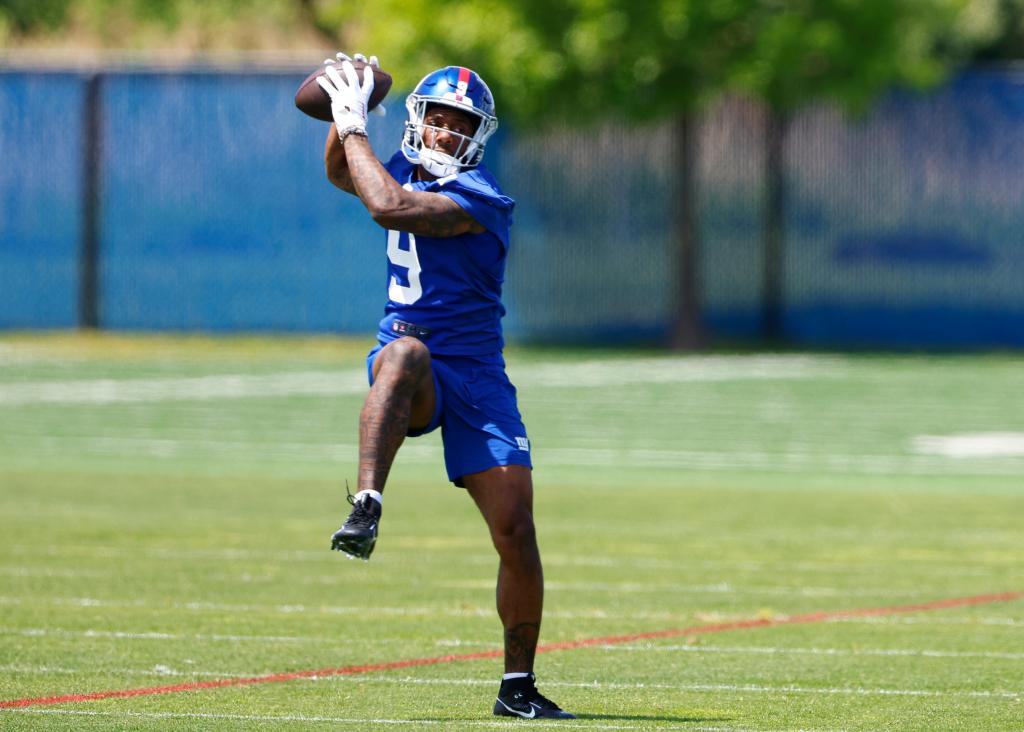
[402,66,499,177]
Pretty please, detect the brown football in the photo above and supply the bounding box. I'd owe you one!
[294,59,393,122]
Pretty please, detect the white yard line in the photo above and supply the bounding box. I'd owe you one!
[0,567,109,578]
[444,580,929,599]
[8,544,1020,578]
[828,615,1024,626]
[595,644,1024,660]
[912,433,1024,458]
[0,581,943,618]
[8,543,347,562]
[0,664,246,678]
[5,432,1023,477]
[0,371,368,405]
[12,564,998,596]
[0,627,320,643]
[0,354,846,406]
[508,354,847,388]
[4,432,1021,475]
[0,708,840,732]
[368,677,1021,700]
[0,596,489,619]
[432,639,1024,660]
[0,595,734,622]
[8,676,1010,703]
[1,593,1021,625]
[4,604,1022,646]
[6,642,1021,682]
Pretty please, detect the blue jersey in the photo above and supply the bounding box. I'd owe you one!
[376,151,515,356]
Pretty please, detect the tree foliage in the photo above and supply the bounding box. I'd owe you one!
[0,0,72,34]
[317,0,995,127]
[1,0,1006,119]
[323,0,761,127]
[968,0,1024,60]
[728,0,998,113]
[0,0,325,50]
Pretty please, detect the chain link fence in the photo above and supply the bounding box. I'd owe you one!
[2,64,1022,347]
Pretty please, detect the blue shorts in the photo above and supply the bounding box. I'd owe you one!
[367,345,532,485]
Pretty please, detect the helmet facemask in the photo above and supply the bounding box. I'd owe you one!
[402,95,498,177]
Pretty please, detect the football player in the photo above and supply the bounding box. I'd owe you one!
[317,53,575,720]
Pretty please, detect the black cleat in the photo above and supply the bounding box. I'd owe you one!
[330,489,381,561]
[493,673,576,720]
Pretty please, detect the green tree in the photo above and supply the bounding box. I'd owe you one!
[321,0,763,347]
[0,0,72,36]
[967,0,1024,60]
[725,0,994,341]
[0,0,324,50]
[319,0,992,348]
[4,0,996,345]
[2,0,1003,346]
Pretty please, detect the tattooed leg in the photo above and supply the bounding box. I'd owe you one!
[359,337,436,494]
[465,465,544,673]
[504,621,541,673]
[497,543,544,672]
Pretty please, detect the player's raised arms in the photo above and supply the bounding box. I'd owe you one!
[320,61,484,238]
[324,123,356,194]
[325,130,480,237]
[342,133,485,238]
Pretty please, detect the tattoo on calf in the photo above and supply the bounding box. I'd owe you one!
[504,621,541,671]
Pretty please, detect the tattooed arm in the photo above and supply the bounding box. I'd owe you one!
[343,134,486,237]
[324,124,356,194]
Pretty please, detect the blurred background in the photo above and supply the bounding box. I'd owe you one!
[2,7,1023,727]
[2,0,1024,350]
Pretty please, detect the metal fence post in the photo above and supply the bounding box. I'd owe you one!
[79,71,103,329]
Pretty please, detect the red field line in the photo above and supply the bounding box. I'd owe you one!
[1,591,1020,709]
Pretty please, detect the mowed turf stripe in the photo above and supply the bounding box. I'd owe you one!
[5,641,1024,682]
[0,708,846,732]
[1,591,1020,709]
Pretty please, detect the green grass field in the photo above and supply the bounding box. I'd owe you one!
[1,333,1022,731]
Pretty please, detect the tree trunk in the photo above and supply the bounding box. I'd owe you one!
[762,107,788,344]
[668,110,705,350]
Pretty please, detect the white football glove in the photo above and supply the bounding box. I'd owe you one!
[344,53,386,116]
[317,59,374,140]
[317,52,385,132]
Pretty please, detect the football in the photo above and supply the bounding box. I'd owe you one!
[294,59,393,122]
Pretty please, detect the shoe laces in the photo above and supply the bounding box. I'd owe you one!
[345,484,380,530]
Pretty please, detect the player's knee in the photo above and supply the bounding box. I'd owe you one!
[378,337,432,380]
[492,511,538,563]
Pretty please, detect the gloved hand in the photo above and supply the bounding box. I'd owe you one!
[334,53,386,115]
[318,52,387,130]
[317,58,374,141]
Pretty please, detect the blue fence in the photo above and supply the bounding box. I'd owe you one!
[2,66,1023,347]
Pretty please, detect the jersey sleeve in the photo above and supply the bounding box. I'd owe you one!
[435,168,515,248]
